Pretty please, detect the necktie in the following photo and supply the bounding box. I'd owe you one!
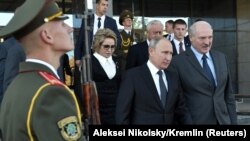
[179,42,184,53]
[157,70,167,106]
[202,54,216,90]
[168,34,171,40]
[97,17,101,29]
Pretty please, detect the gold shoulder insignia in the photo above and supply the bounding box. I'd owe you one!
[58,116,81,141]
[38,71,64,86]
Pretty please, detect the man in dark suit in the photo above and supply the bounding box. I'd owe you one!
[171,21,237,124]
[0,0,85,140]
[74,0,121,103]
[116,37,192,124]
[171,19,191,56]
[2,37,26,94]
[0,41,6,101]
[126,20,164,70]
[74,0,121,66]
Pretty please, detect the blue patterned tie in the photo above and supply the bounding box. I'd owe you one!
[202,54,216,90]
[157,70,167,106]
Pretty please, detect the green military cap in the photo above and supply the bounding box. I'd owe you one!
[119,10,133,26]
[0,0,68,39]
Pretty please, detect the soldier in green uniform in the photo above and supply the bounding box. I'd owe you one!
[0,0,85,140]
[119,10,134,54]
[118,10,134,76]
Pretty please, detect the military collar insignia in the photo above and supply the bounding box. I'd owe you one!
[58,116,81,141]
[38,71,64,86]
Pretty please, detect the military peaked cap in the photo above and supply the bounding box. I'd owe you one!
[0,0,68,39]
[119,10,133,26]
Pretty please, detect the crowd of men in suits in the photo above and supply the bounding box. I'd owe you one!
[72,0,237,125]
[116,17,237,124]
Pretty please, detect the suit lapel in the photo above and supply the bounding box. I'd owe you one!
[171,41,177,56]
[184,36,191,48]
[142,41,149,59]
[210,50,220,89]
[104,16,110,28]
[90,14,94,42]
[185,49,211,82]
[163,69,171,109]
[140,65,163,108]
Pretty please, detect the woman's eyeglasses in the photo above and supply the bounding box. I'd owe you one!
[102,45,115,50]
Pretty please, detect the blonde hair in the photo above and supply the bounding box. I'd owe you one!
[92,28,117,52]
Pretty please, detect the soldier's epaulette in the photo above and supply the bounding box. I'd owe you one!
[38,71,64,86]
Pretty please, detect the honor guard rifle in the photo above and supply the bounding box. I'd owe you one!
[72,0,101,140]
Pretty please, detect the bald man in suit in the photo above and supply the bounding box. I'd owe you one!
[171,21,237,124]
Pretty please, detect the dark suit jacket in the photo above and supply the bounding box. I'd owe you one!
[0,37,25,103]
[171,36,191,56]
[125,41,148,70]
[116,64,192,124]
[0,43,7,100]
[171,49,237,124]
[74,14,121,61]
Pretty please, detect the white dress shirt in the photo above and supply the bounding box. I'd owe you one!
[147,60,168,98]
[93,14,105,35]
[173,39,186,54]
[93,53,116,79]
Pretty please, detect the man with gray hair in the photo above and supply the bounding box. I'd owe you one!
[171,21,237,124]
[126,20,164,70]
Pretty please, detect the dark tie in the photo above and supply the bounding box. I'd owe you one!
[168,34,171,40]
[157,70,167,106]
[202,54,216,90]
[179,42,184,53]
[97,17,101,29]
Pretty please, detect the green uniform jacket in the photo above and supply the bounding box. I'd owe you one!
[120,29,134,52]
[0,62,85,141]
